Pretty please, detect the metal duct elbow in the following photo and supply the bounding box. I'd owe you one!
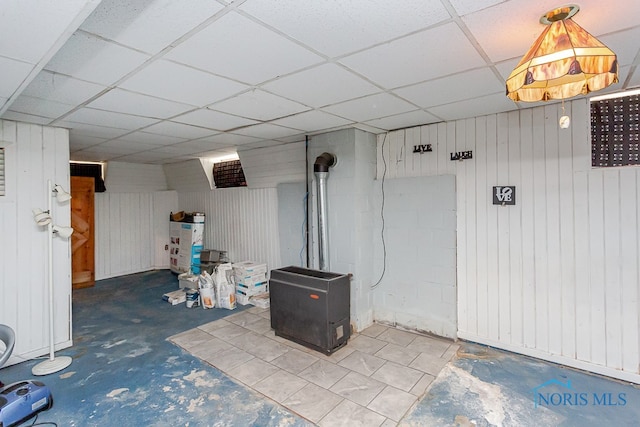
[314,152,336,173]
[313,152,336,271]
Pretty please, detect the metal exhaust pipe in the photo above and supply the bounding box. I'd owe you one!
[314,152,336,271]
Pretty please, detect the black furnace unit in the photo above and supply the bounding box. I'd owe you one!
[269,266,350,354]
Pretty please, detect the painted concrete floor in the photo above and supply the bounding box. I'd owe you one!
[2,270,639,426]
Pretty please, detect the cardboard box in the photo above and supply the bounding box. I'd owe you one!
[235,292,251,306]
[162,288,187,305]
[233,261,267,276]
[178,273,199,289]
[249,292,270,309]
[234,272,266,287]
[237,282,267,296]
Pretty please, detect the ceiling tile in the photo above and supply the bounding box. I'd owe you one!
[120,59,248,107]
[59,107,160,130]
[164,139,230,153]
[172,109,258,131]
[151,144,204,155]
[230,123,302,140]
[494,58,520,81]
[165,11,323,85]
[463,0,561,63]
[564,0,640,41]
[627,68,640,89]
[8,95,76,119]
[69,134,105,150]
[71,149,121,162]
[599,27,640,68]
[448,0,505,16]
[195,133,262,146]
[236,139,290,151]
[340,22,486,89]
[142,120,218,139]
[352,123,386,134]
[91,139,160,155]
[322,93,417,122]
[112,150,178,163]
[271,110,353,132]
[194,149,240,158]
[87,89,195,119]
[0,57,34,98]
[262,63,381,108]
[79,0,224,54]
[111,131,188,146]
[65,122,132,139]
[394,68,505,108]
[461,0,640,64]
[44,32,151,86]
[364,110,441,130]
[427,92,516,121]
[274,133,308,143]
[21,71,106,105]
[0,0,98,63]
[0,110,52,125]
[239,0,450,57]
[210,90,310,121]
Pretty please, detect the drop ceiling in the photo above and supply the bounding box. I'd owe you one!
[1,0,639,164]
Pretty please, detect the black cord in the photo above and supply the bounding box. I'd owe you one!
[299,192,308,267]
[304,135,310,268]
[27,413,58,426]
[371,132,388,290]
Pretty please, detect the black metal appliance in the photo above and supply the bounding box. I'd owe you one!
[269,266,350,354]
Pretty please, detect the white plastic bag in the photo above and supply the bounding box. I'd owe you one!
[198,271,215,309]
[214,263,236,310]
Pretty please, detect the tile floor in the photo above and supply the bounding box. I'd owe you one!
[169,306,459,426]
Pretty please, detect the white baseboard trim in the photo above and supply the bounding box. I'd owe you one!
[457,331,640,385]
[6,339,74,368]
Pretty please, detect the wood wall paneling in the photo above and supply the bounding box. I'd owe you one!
[0,120,72,365]
[375,99,640,383]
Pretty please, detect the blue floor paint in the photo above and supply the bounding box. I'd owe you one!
[401,343,640,427]
[4,270,640,426]
[0,270,311,427]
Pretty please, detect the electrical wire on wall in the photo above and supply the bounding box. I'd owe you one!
[301,135,309,267]
[299,192,308,267]
[371,132,389,290]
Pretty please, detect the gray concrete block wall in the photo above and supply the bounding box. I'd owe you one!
[372,174,457,338]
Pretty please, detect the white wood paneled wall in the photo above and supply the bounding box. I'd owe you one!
[376,100,640,383]
[95,193,153,280]
[104,161,169,192]
[239,141,306,188]
[0,120,72,365]
[95,191,178,280]
[179,187,282,271]
[163,159,213,191]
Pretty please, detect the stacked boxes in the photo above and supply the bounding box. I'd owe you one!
[233,261,268,305]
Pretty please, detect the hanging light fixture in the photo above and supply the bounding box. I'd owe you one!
[506,4,618,105]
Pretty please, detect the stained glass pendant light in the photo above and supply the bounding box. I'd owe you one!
[506,4,618,103]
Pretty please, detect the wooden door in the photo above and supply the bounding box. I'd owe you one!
[71,177,95,288]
